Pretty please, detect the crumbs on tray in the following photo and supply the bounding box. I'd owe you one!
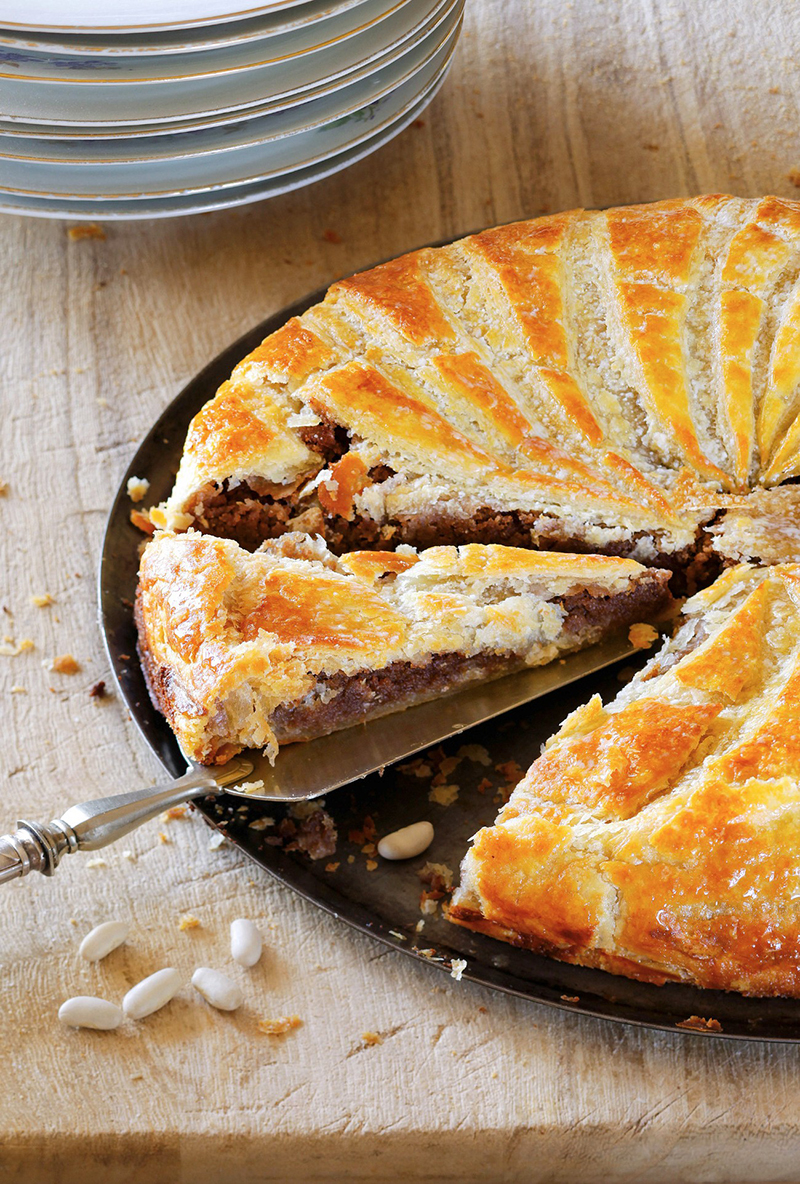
[676,1015,723,1032]
[628,622,659,650]
[126,476,150,503]
[428,783,459,806]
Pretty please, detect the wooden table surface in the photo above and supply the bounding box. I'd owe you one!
[2,1,800,1180]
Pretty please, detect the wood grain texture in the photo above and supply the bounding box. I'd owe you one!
[1,1,800,1180]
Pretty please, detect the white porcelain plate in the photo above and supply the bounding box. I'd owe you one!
[0,0,442,138]
[0,6,455,164]
[0,69,444,217]
[0,0,372,57]
[0,0,314,34]
[0,0,449,125]
[0,25,457,198]
[0,0,409,82]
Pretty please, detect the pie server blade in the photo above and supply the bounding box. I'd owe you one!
[0,635,634,884]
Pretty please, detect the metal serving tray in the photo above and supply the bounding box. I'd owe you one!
[99,278,800,1043]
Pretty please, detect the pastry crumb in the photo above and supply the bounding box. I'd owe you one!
[560,994,580,1003]
[208,831,226,850]
[31,593,54,608]
[428,783,459,806]
[676,1015,723,1032]
[178,913,200,931]
[257,1015,302,1037]
[457,743,492,766]
[68,223,106,240]
[495,760,524,785]
[0,638,34,656]
[130,508,155,535]
[434,755,463,781]
[419,861,454,890]
[450,958,467,981]
[348,815,377,844]
[85,857,107,869]
[126,476,150,503]
[89,680,108,699]
[420,896,439,915]
[628,622,659,650]
[51,654,80,674]
[122,849,136,862]
[158,832,171,844]
[10,685,26,694]
[365,859,378,871]
[361,1030,382,1046]
[0,480,7,496]
[398,757,433,778]
[347,854,355,864]
[239,779,266,795]
[325,861,340,872]
[160,806,187,822]
[248,815,274,830]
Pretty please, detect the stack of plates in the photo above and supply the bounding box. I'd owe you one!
[0,0,463,219]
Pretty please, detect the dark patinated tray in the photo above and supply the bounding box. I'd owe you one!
[98,279,800,1044]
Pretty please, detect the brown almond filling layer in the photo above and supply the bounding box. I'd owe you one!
[187,479,718,596]
[270,576,671,745]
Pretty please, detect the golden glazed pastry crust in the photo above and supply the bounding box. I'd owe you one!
[449,563,800,997]
[135,531,670,765]
[153,195,800,580]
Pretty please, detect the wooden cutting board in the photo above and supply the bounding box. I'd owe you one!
[1,1,800,1179]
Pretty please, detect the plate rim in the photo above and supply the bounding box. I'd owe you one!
[0,7,457,164]
[0,0,375,57]
[0,0,415,85]
[0,39,455,199]
[0,0,453,128]
[0,0,318,36]
[96,239,800,1045]
[0,80,442,218]
[0,0,440,133]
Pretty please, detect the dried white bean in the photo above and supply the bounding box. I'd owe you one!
[79,920,130,963]
[192,967,243,1012]
[123,968,182,1020]
[58,996,121,1031]
[377,821,434,861]
[230,918,262,968]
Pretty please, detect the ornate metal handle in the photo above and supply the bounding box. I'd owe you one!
[0,757,253,885]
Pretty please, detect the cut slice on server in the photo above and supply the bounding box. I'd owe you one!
[135,530,671,765]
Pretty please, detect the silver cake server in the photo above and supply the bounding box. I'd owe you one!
[0,635,634,885]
